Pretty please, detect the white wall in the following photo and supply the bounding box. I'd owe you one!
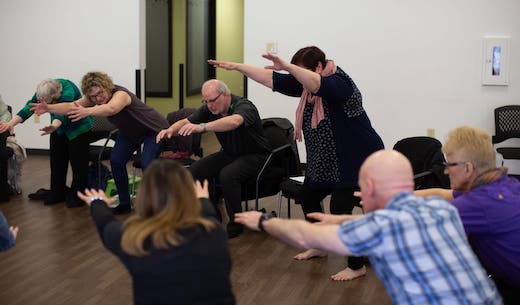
[0,0,142,149]
[244,0,520,172]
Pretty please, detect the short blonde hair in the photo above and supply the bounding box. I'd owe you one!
[36,79,62,103]
[81,71,115,95]
[443,126,496,174]
[121,159,214,257]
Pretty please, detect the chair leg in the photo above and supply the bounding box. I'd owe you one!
[287,197,291,219]
[9,154,20,194]
[277,191,283,217]
[131,166,137,200]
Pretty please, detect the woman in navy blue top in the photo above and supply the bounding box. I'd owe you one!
[209,46,383,281]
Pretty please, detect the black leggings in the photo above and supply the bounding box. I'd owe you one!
[298,182,364,270]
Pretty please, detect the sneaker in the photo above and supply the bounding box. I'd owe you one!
[111,204,132,215]
[226,222,244,239]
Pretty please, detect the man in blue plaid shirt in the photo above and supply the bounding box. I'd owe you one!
[236,150,501,304]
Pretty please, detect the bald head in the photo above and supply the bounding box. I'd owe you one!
[359,150,414,211]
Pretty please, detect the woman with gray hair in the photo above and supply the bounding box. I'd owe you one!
[0,78,92,207]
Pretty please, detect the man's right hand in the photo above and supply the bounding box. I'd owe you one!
[156,129,173,143]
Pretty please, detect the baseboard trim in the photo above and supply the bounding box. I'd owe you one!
[26,148,50,156]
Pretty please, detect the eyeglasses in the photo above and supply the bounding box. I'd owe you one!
[442,161,468,168]
[201,92,222,104]
[88,90,104,101]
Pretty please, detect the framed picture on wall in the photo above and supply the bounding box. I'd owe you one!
[482,36,510,86]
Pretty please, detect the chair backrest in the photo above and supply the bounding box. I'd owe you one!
[493,105,520,143]
[90,116,118,142]
[393,136,450,189]
[165,108,202,157]
[261,117,301,176]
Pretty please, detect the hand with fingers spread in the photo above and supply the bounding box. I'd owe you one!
[29,101,49,115]
[156,128,173,143]
[178,122,204,136]
[262,52,290,71]
[39,124,57,136]
[194,179,209,199]
[207,59,239,71]
[77,188,116,206]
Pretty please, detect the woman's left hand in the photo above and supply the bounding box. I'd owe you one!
[39,125,57,136]
[77,188,116,206]
[262,52,289,71]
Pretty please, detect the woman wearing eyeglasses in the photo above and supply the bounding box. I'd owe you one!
[78,159,235,305]
[31,72,170,215]
[208,46,384,281]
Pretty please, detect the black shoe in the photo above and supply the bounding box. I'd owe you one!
[65,199,85,208]
[226,222,243,239]
[111,204,132,215]
[44,196,66,205]
[29,188,51,200]
[0,195,9,203]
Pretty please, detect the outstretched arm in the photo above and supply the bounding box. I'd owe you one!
[178,114,244,136]
[156,118,190,143]
[414,188,454,201]
[234,211,352,256]
[208,59,274,89]
[262,53,322,93]
[306,212,363,225]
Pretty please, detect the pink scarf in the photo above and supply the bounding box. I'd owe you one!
[294,60,337,141]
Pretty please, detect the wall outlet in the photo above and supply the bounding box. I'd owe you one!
[34,115,40,123]
[427,128,435,137]
[266,42,278,54]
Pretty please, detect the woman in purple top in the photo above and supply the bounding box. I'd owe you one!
[32,72,170,215]
[417,126,520,305]
[209,46,384,281]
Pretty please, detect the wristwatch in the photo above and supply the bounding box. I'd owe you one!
[258,212,274,232]
[200,123,206,132]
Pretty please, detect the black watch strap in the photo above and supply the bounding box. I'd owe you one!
[258,212,272,232]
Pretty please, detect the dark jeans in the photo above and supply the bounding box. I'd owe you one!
[49,131,91,201]
[298,182,365,270]
[189,151,268,222]
[0,131,9,200]
[110,132,163,206]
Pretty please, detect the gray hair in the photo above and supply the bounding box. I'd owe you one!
[202,79,231,95]
[36,79,62,103]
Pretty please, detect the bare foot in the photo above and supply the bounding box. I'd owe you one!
[293,248,328,260]
[330,265,367,281]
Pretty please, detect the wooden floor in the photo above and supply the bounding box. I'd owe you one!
[0,133,391,305]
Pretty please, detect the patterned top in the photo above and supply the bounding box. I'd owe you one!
[273,67,383,188]
[339,192,501,305]
[17,79,92,140]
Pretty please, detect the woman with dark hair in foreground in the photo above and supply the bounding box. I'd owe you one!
[77,159,235,305]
